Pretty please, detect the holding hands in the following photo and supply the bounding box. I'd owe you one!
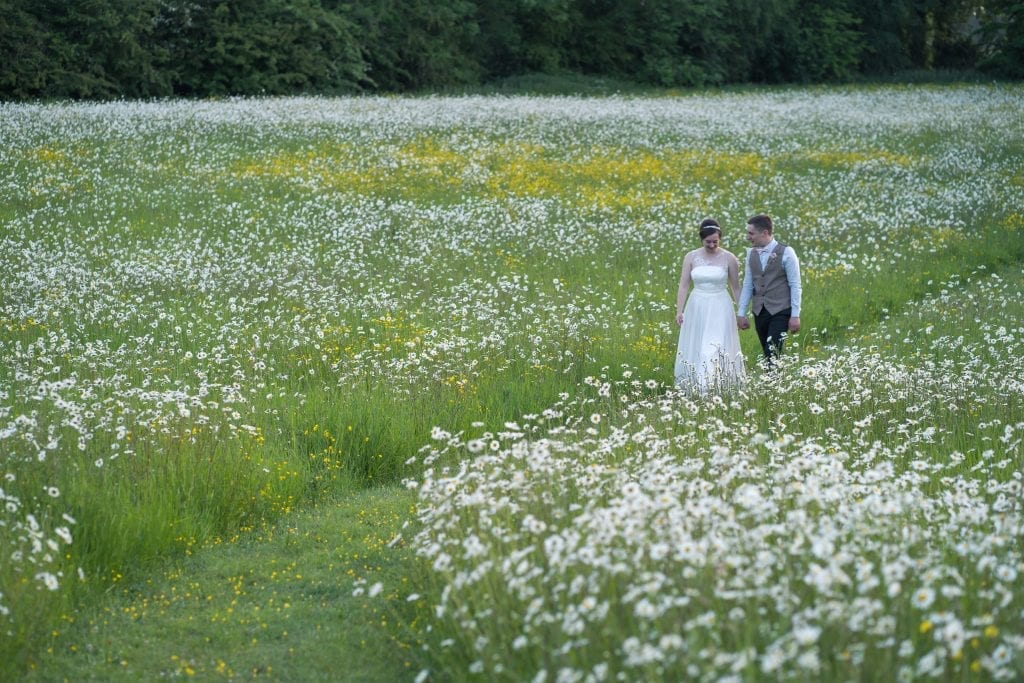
[737,315,799,331]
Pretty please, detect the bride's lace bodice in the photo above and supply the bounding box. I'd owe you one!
[690,250,730,293]
[691,250,731,270]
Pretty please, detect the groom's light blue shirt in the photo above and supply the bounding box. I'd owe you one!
[737,239,802,317]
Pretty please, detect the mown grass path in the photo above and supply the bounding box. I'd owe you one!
[29,488,419,682]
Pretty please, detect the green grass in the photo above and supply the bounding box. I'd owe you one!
[2,85,1022,680]
[463,71,666,96]
[25,488,418,682]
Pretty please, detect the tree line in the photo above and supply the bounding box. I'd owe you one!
[1,0,1021,101]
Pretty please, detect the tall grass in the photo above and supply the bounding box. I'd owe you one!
[1,85,1022,678]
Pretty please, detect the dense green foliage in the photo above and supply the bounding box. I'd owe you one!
[1,0,1019,100]
[976,0,1024,77]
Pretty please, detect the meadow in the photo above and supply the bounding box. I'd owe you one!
[1,84,1023,680]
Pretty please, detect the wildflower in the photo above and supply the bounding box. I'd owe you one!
[621,482,641,498]
[796,650,820,671]
[940,619,966,653]
[35,572,59,591]
[634,599,657,619]
[524,515,547,534]
[649,542,669,561]
[916,649,941,676]
[793,624,822,646]
[760,646,786,674]
[994,565,1017,583]
[912,587,936,609]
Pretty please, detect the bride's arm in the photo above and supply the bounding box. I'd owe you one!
[676,252,693,325]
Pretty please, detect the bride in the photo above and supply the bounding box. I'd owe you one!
[674,218,745,393]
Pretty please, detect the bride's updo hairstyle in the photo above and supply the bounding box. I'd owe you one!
[699,217,722,240]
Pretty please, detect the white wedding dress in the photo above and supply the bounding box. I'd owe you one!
[674,255,745,394]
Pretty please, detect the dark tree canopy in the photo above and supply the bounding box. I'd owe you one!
[0,0,1018,100]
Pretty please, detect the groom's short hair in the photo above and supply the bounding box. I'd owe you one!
[747,214,773,234]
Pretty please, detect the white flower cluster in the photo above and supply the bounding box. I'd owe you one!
[412,381,1023,679]
[0,466,76,613]
[410,266,1024,680]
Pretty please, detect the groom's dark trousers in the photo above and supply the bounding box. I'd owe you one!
[755,307,791,363]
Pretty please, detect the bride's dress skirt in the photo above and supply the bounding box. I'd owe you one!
[674,266,745,393]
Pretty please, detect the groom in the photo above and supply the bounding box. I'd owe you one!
[736,214,802,364]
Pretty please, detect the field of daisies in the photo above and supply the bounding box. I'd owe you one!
[2,84,1023,680]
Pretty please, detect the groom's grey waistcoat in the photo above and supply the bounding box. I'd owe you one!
[749,242,790,315]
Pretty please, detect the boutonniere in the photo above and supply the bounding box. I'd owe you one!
[768,252,779,261]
